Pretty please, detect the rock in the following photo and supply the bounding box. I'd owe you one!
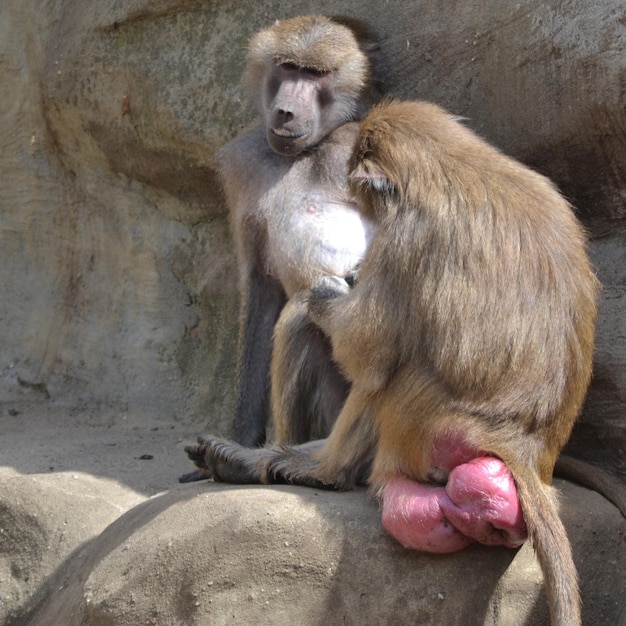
[0,472,145,625]
[23,481,626,626]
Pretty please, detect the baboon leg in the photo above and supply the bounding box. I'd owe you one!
[188,388,376,490]
[271,293,350,444]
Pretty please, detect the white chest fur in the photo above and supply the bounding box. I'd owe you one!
[267,190,374,297]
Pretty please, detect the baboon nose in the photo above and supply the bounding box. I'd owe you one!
[276,109,294,124]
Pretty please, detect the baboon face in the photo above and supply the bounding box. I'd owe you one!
[262,61,344,156]
[245,15,383,157]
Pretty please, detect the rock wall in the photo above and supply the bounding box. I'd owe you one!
[1,0,624,468]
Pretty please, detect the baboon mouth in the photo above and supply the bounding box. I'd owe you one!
[271,128,307,139]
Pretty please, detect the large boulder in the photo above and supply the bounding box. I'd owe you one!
[23,482,626,626]
[0,471,145,625]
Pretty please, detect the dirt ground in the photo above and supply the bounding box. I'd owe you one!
[0,379,196,497]
[0,377,200,623]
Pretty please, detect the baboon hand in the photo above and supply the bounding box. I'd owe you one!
[344,262,361,287]
[181,435,340,489]
[308,277,349,330]
[180,435,265,484]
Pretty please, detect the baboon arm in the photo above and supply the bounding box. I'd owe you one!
[184,390,376,489]
[183,436,332,488]
[232,270,286,447]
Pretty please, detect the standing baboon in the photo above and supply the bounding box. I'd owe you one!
[185,100,600,626]
[189,16,384,464]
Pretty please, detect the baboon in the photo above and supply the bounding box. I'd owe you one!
[183,16,384,471]
[186,100,600,625]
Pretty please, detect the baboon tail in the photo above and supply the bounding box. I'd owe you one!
[510,464,581,626]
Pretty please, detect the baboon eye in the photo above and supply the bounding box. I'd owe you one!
[302,66,331,77]
[278,62,329,77]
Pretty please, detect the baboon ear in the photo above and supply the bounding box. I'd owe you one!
[350,161,393,194]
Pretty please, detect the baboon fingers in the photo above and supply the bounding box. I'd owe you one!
[178,468,213,483]
[183,438,210,466]
[179,438,214,482]
[307,277,349,330]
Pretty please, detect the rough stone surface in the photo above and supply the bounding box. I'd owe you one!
[21,482,626,626]
[1,0,625,624]
[0,471,144,624]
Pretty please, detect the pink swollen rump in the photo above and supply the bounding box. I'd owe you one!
[381,457,527,553]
